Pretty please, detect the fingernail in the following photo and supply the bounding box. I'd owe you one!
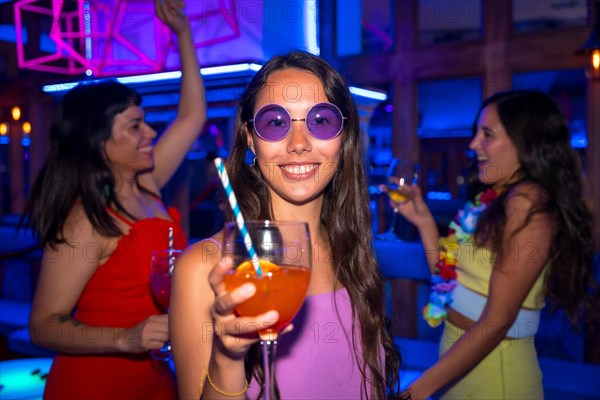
[264,310,278,320]
[240,283,255,296]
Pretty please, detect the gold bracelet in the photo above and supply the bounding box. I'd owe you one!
[205,366,249,397]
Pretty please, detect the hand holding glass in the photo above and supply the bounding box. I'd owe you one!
[149,249,181,361]
[376,158,419,241]
[223,220,311,399]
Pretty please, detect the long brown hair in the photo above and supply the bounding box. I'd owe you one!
[472,90,595,327]
[226,51,401,398]
[20,81,143,248]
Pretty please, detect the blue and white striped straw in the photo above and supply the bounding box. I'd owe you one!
[213,158,263,276]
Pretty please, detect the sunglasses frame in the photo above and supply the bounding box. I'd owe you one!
[249,102,348,142]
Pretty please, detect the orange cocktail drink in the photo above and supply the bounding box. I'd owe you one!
[224,259,310,336]
[222,220,311,399]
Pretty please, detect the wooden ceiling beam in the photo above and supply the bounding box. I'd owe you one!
[343,27,589,86]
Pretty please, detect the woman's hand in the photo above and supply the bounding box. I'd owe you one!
[155,0,189,34]
[402,385,430,400]
[386,183,434,228]
[118,314,169,353]
[208,257,280,360]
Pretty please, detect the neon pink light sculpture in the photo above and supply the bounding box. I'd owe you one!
[14,0,240,77]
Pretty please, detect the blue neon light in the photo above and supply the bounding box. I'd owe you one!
[84,2,92,61]
[349,87,387,101]
[201,63,263,75]
[571,135,588,148]
[427,191,452,200]
[42,63,387,104]
[117,70,181,84]
[0,24,27,44]
[42,63,265,93]
[304,0,319,55]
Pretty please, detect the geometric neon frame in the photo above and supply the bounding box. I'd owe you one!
[15,0,89,75]
[14,0,241,77]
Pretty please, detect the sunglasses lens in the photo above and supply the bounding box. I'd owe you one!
[306,103,344,140]
[253,105,290,141]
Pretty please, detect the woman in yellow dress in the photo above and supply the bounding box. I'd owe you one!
[395,90,595,399]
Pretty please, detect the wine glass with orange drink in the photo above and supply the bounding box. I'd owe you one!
[149,249,181,361]
[376,158,419,241]
[223,220,311,400]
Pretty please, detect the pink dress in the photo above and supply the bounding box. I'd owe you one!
[247,288,367,399]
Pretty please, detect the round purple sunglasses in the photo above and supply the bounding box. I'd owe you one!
[249,102,347,142]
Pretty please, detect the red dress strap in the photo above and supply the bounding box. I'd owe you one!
[138,185,162,201]
[106,208,134,226]
[73,199,135,226]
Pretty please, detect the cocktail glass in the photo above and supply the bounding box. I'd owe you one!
[223,220,312,400]
[149,249,181,361]
[376,158,419,241]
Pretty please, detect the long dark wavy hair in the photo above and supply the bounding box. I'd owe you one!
[471,90,595,326]
[21,81,143,248]
[225,51,401,398]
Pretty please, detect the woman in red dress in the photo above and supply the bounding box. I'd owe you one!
[21,1,205,397]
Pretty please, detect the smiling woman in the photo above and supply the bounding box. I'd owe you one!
[105,105,157,173]
[395,90,595,400]
[18,0,206,398]
[171,51,405,399]
[248,68,343,207]
[470,103,521,186]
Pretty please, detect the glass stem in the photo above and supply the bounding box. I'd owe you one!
[387,208,399,233]
[261,338,278,400]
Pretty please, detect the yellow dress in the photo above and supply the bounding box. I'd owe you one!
[438,236,546,400]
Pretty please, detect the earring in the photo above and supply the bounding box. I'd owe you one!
[245,147,256,167]
[103,183,112,198]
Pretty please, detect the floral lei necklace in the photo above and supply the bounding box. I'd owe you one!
[422,187,501,328]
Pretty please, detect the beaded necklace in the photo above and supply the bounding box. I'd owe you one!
[422,187,501,328]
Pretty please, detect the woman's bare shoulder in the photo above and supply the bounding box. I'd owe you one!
[177,231,224,275]
[504,182,554,232]
[506,181,548,205]
[61,202,107,243]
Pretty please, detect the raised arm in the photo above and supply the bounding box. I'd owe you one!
[29,204,168,354]
[406,185,553,399]
[150,0,206,188]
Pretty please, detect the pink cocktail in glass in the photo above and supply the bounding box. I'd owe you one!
[149,249,181,361]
